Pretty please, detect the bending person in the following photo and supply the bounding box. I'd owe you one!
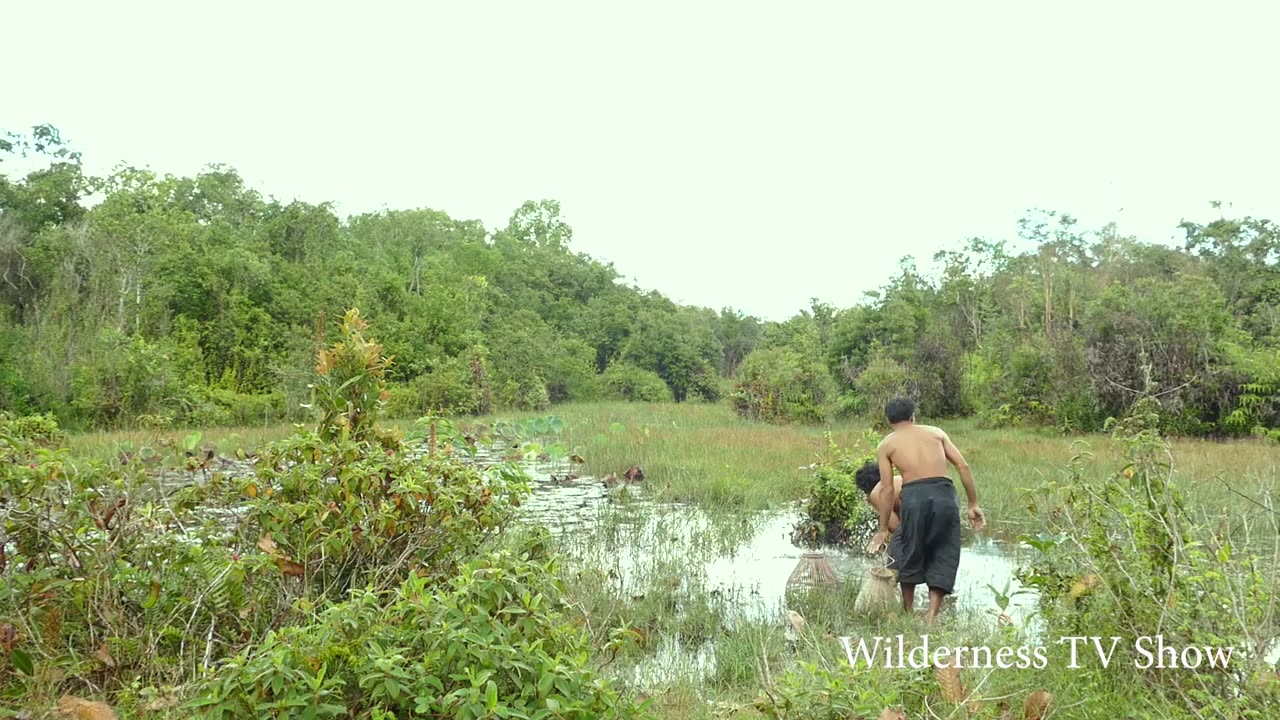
[866,398,985,623]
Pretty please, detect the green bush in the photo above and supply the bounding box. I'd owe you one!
[850,352,910,425]
[794,432,880,546]
[189,387,286,426]
[0,324,38,415]
[190,541,646,720]
[1,312,646,717]
[596,363,674,402]
[416,354,488,414]
[0,410,63,446]
[1017,406,1280,713]
[757,662,908,720]
[68,330,191,427]
[731,347,834,423]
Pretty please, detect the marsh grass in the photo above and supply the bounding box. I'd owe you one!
[476,402,1278,525]
[66,402,1278,526]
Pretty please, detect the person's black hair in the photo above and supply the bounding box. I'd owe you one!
[854,460,880,495]
[885,397,916,424]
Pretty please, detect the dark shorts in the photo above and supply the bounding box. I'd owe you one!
[894,477,962,595]
[887,527,906,571]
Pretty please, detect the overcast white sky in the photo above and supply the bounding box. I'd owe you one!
[5,1,1279,320]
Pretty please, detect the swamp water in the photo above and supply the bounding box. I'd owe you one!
[502,452,1041,686]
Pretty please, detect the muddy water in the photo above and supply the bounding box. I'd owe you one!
[508,453,1040,685]
[513,455,1035,617]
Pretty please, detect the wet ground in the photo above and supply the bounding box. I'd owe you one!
[504,450,1040,685]
[510,451,1036,617]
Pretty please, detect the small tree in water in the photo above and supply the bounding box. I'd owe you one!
[310,308,394,444]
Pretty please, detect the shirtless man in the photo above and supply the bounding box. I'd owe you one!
[865,397,985,622]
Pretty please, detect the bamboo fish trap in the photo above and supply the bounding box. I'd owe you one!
[854,566,898,614]
[786,551,839,590]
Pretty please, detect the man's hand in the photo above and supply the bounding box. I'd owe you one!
[866,529,890,555]
[967,504,986,531]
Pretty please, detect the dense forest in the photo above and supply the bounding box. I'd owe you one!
[2,124,1278,437]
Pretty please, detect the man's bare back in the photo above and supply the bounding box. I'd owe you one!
[879,424,955,483]
[867,397,986,622]
[869,405,985,552]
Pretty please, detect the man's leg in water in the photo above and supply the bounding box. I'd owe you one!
[900,583,916,612]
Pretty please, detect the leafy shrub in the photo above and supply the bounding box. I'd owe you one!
[1017,402,1280,713]
[757,662,909,720]
[0,324,38,415]
[970,337,1102,432]
[191,540,646,720]
[415,355,487,414]
[850,352,910,426]
[731,347,834,423]
[0,410,62,446]
[496,374,551,411]
[794,432,880,546]
[69,330,190,426]
[382,382,420,418]
[243,428,526,598]
[311,309,394,444]
[596,363,674,402]
[2,310,644,717]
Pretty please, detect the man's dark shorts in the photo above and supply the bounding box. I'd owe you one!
[891,476,962,595]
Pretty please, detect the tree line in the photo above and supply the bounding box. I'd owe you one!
[2,125,1277,437]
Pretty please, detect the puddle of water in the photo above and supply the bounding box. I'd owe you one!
[503,449,1040,686]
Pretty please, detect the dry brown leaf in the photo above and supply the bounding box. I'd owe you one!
[277,558,305,576]
[934,656,965,704]
[93,642,115,668]
[56,696,118,720]
[0,623,14,651]
[256,534,278,555]
[1024,689,1053,720]
[787,610,805,633]
[877,708,908,720]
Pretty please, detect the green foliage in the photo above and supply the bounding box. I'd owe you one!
[311,309,394,444]
[596,363,674,402]
[5,125,1280,439]
[1017,407,1279,712]
[0,323,641,716]
[731,347,834,423]
[620,307,723,403]
[794,432,879,546]
[849,351,910,424]
[0,410,62,446]
[756,662,908,720]
[68,331,190,426]
[191,543,646,720]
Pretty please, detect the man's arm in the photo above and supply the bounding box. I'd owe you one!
[940,430,985,529]
[865,442,896,554]
[876,443,896,533]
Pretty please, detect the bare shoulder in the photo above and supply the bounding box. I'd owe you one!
[918,424,950,439]
[876,432,897,450]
